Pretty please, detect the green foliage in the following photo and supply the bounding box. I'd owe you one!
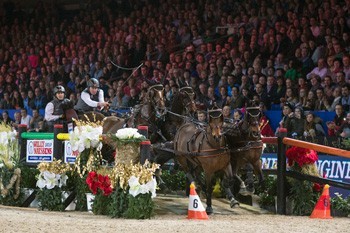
[331,193,350,215]
[19,165,39,189]
[92,190,111,215]
[289,179,319,216]
[160,170,187,191]
[123,193,154,219]
[258,175,277,208]
[108,186,129,218]
[73,174,89,211]
[341,138,350,150]
[37,186,65,211]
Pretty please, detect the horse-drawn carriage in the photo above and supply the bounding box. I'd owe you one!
[61,84,264,215]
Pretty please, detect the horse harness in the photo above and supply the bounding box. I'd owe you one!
[175,122,228,158]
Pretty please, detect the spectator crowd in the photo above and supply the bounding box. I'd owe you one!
[0,0,350,140]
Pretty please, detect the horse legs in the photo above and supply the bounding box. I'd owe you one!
[252,158,265,190]
[231,159,250,196]
[223,164,239,208]
[204,172,214,215]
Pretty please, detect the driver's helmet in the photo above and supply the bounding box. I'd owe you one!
[53,85,65,95]
[87,78,99,88]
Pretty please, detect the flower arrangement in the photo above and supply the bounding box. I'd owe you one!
[69,117,104,211]
[0,123,22,206]
[36,160,71,211]
[85,168,113,215]
[83,161,159,218]
[108,128,146,165]
[109,161,159,219]
[286,146,322,215]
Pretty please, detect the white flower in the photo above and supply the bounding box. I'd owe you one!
[127,176,157,198]
[128,176,142,197]
[115,128,143,140]
[59,174,68,187]
[43,171,59,189]
[69,125,103,152]
[145,178,157,198]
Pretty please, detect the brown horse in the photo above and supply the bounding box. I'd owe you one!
[224,106,264,195]
[174,108,238,214]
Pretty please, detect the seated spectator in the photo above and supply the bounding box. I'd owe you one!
[0,92,14,109]
[306,58,329,80]
[1,110,13,125]
[325,87,342,111]
[327,103,346,136]
[222,105,232,119]
[232,109,243,124]
[29,109,44,132]
[340,84,350,112]
[304,112,326,139]
[337,112,350,139]
[127,88,140,108]
[11,112,21,131]
[197,110,207,123]
[259,102,274,137]
[110,86,129,110]
[33,87,47,110]
[285,106,306,138]
[20,108,32,129]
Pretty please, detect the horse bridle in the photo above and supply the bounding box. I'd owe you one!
[148,84,166,118]
[245,106,261,139]
[179,87,196,115]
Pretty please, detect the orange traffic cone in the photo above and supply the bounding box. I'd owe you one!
[310,184,333,219]
[187,183,209,220]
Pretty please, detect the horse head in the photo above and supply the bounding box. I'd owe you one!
[178,86,197,116]
[207,108,224,142]
[243,106,262,139]
[147,84,166,118]
[61,99,79,122]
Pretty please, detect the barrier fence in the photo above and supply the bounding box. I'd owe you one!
[263,129,350,215]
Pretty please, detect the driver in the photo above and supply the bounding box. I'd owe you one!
[74,78,109,113]
[44,85,69,132]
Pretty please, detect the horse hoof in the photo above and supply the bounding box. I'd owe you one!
[238,188,250,196]
[230,200,240,208]
[206,206,213,215]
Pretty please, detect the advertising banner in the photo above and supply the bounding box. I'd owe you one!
[26,140,54,163]
[64,141,78,164]
[261,153,350,197]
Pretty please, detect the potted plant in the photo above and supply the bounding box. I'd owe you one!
[36,160,71,211]
[286,146,323,215]
[108,127,146,165]
[69,118,104,211]
[331,193,350,217]
[85,168,113,215]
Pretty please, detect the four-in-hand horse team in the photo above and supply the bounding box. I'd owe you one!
[61,83,264,215]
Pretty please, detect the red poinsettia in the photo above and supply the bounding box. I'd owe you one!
[98,174,113,196]
[285,146,318,167]
[86,171,99,194]
[86,171,113,196]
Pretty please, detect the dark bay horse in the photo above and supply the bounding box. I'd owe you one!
[224,105,264,195]
[151,86,197,165]
[174,108,238,214]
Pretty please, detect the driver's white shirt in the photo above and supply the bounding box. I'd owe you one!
[81,89,105,107]
[44,102,60,121]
